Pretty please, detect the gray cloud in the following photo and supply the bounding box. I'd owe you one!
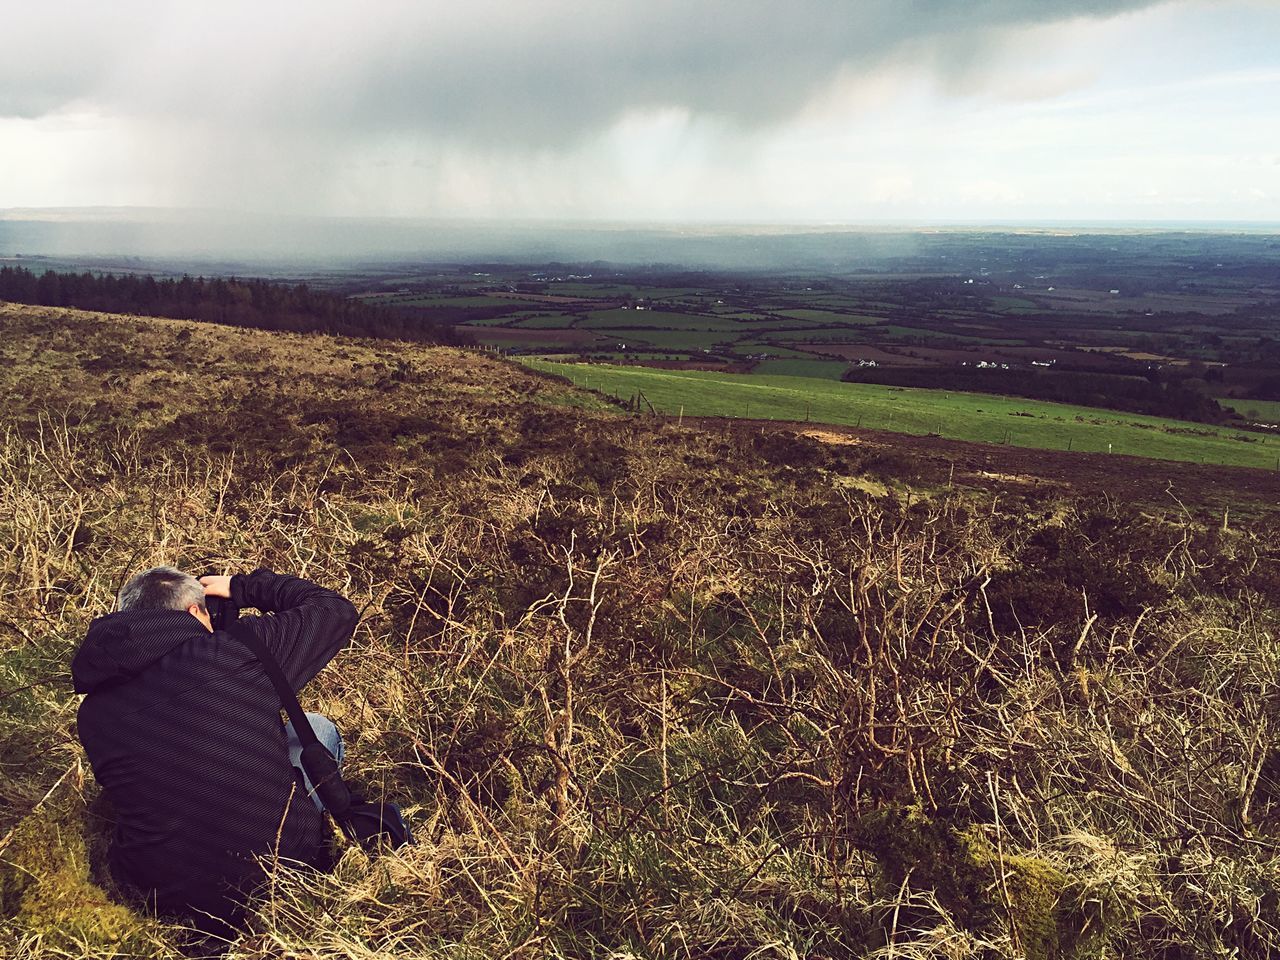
[5,0,1166,144]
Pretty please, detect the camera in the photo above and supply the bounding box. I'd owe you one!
[205,593,239,632]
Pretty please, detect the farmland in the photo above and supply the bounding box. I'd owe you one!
[348,229,1280,433]
[526,361,1280,470]
[10,227,1279,471]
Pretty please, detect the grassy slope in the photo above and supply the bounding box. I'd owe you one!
[2,303,1280,959]
[526,361,1279,470]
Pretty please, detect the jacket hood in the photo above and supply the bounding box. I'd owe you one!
[72,609,209,694]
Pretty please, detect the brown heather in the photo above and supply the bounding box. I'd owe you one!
[1,302,1279,959]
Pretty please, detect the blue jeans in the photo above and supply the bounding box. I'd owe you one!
[285,712,344,812]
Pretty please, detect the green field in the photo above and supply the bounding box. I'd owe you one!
[581,309,744,331]
[772,309,881,325]
[990,296,1039,311]
[525,361,1280,469]
[753,359,850,379]
[465,315,526,327]
[512,312,582,328]
[876,325,1025,344]
[1226,399,1280,423]
[778,327,897,343]
[609,329,740,351]
[709,308,768,318]
[737,341,822,359]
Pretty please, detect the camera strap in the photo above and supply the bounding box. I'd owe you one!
[225,619,353,818]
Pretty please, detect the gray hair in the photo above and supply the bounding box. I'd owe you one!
[117,566,206,613]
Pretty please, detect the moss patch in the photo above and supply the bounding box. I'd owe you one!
[0,764,163,956]
[853,805,1081,960]
[991,849,1074,960]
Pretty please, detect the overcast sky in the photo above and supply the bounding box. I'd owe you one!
[3,0,1278,223]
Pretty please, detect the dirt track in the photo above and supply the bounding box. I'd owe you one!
[683,416,1280,515]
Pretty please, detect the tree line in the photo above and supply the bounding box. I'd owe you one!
[0,266,470,345]
[842,365,1231,424]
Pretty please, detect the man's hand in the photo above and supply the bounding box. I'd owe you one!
[200,575,232,599]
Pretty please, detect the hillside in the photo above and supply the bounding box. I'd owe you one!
[2,302,1279,958]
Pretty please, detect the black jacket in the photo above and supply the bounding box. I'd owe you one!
[72,569,357,922]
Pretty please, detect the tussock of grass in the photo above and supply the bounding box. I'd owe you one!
[1,302,1279,958]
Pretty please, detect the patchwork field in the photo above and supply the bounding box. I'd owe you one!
[350,235,1280,439]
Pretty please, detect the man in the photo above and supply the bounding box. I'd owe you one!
[72,566,357,931]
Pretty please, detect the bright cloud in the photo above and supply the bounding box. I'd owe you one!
[1,0,1278,221]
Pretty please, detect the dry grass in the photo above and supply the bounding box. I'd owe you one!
[1,303,1278,958]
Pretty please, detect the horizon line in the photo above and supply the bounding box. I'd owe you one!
[3,206,1280,234]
